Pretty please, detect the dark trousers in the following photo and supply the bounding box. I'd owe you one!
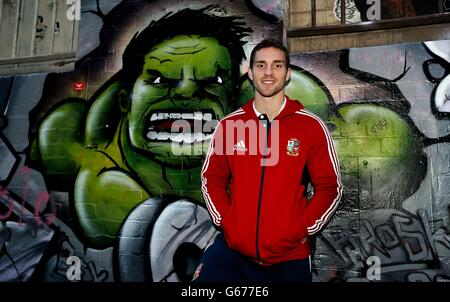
[194,233,312,282]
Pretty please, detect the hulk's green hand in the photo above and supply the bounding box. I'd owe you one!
[331,103,426,212]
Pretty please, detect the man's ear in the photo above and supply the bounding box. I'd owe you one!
[285,67,292,86]
[247,67,254,81]
[286,67,292,83]
[119,89,129,113]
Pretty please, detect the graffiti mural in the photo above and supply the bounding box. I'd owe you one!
[336,0,450,23]
[1,0,450,282]
[319,208,450,282]
[290,42,450,281]
[29,5,252,248]
[423,40,450,115]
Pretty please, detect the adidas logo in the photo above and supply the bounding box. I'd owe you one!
[233,140,247,152]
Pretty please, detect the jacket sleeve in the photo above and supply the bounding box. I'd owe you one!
[302,118,342,236]
[201,121,231,227]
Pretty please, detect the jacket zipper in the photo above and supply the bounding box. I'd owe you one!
[255,118,271,263]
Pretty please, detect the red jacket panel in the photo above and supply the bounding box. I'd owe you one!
[201,96,342,265]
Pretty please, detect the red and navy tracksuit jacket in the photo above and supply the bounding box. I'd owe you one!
[201,96,342,265]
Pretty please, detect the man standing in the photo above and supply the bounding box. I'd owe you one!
[197,39,342,282]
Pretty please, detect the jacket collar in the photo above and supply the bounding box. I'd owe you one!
[252,97,286,121]
[242,95,304,120]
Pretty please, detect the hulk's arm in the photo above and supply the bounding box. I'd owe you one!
[28,100,86,190]
[29,79,153,247]
[28,80,122,189]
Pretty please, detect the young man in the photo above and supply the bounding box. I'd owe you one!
[197,39,342,282]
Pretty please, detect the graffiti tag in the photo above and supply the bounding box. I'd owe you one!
[370,118,389,134]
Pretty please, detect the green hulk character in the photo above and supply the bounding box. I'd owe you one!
[29,7,251,247]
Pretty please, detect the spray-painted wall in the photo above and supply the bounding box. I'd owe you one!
[0,0,449,282]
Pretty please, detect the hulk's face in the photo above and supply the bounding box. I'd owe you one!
[128,35,234,167]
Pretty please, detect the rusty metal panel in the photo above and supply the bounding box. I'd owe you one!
[16,0,39,57]
[53,0,76,54]
[0,0,79,76]
[0,0,21,58]
[34,0,58,56]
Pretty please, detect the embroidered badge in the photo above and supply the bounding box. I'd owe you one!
[287,138,300,156]
[191,263,203,281]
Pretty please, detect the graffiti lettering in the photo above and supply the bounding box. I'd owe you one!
[344,236,366,266]
[392,215,429,262]
[0,166,56,226]
[375,224,399,248]
[370,118,389,133]
[35,15,46,42]
[20,166,31,225]
[407,272,432,282]
[33,191,56,226]
[0,187,14,220]
[322,211,434,270]
[360,219,389,258]
[324,228,352,263]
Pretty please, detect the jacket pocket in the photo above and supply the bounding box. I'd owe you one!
[220,209,236,248]
[290,198,308,244]
[265,201,307,255]
[293,217,308,244]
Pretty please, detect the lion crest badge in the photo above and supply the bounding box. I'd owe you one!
[287,138,300,156]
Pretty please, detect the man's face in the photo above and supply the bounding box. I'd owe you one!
[128,35,234,167]
[248,47,291,99]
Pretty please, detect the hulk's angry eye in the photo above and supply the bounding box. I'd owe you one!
[144,73,224,87]
[144,70,177,87]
